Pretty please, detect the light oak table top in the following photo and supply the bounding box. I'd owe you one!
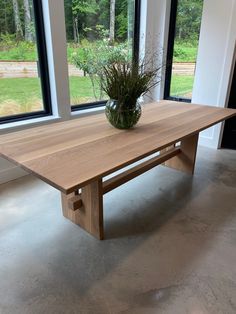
[0,101,235,194]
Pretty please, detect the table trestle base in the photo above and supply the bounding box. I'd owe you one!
[61,180,104,240]
[162,133,199,175]
[61,135,198,240]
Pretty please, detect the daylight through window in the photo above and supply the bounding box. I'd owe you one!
[64,0,138,109]
[0,0,51,122]
[165,0,204,101]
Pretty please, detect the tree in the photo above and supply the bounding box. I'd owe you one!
[175,0,203,42]
[12,0,23,40]
[73,15,79,43]
[115,0,131,41]
[0,0,14,35]
[71,0,99,43]
[23,0,33,41]
[64,0,132,43]
[109,0,115,41]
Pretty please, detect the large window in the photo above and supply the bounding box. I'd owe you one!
[64,0,140,110]
[0,0,51,123]
[164,0,204,102]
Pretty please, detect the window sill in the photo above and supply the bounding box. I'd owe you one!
[0,106,105,134]
[70,105,105,119]
[0,115,62,134]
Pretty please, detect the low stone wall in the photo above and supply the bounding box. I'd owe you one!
[0,61,83,78]
[0,61,195,79]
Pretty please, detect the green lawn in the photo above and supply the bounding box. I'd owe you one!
[170,75,194,98]
[0,45,75,61]
[0,44,36,61]
[0,45,81,62]
[0,77,42,103]
[0,42,198,62]
[0,76,99,116]
[69,76,99,104]
[173,42,198,63]
[0,75,194,117]
[0,77,44,116]
[0,76,99,104]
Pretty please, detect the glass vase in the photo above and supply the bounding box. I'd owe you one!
[105,99,142,129]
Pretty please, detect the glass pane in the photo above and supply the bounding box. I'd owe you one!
[0,0,44,119]
[170,0,204,99]
[64,0,135,107]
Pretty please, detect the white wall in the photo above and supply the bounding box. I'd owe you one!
[0,159,27,185]
[192,0,236,148]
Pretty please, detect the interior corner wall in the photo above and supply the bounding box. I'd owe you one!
[192,0,236,148]
[0,159,27,185]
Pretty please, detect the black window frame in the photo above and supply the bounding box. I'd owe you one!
[164,0,191,103]
[0,0,52,124]
[71,0,141,112]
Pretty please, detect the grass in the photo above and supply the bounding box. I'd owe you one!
[0,49,36,61]
[170,75,194,98]
[0,76,99,116]
[0,75,194,117]
[0,44,80,62]
[0,78,42,103]
[0,46,75,61]
[69,76,100,104]
[0,42,37,61]
[0,41,198,62]
[0,76,98,104]
[173,42,198,63]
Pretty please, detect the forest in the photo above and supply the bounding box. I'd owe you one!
[0,0,133,51]
[0,0,203,59]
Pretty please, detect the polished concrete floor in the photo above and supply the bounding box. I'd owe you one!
[0,146,236,314]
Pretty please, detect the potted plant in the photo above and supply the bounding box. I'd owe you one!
[101,59,162,129]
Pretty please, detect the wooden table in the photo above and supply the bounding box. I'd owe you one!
[1,101,236,239]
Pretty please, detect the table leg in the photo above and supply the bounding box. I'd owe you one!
[162,133,199,175]
[61,179,104,240]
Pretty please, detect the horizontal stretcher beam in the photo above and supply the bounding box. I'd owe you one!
[103,147,181,194]
[66,147,181,211]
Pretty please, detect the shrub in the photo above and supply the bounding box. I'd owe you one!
[173,46,188,60]
[72,39,132,100]
[0,37,36,61]
[0,33,16,51]
[12,41,35,60]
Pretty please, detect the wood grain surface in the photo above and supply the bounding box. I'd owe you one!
[1,101,235,194]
